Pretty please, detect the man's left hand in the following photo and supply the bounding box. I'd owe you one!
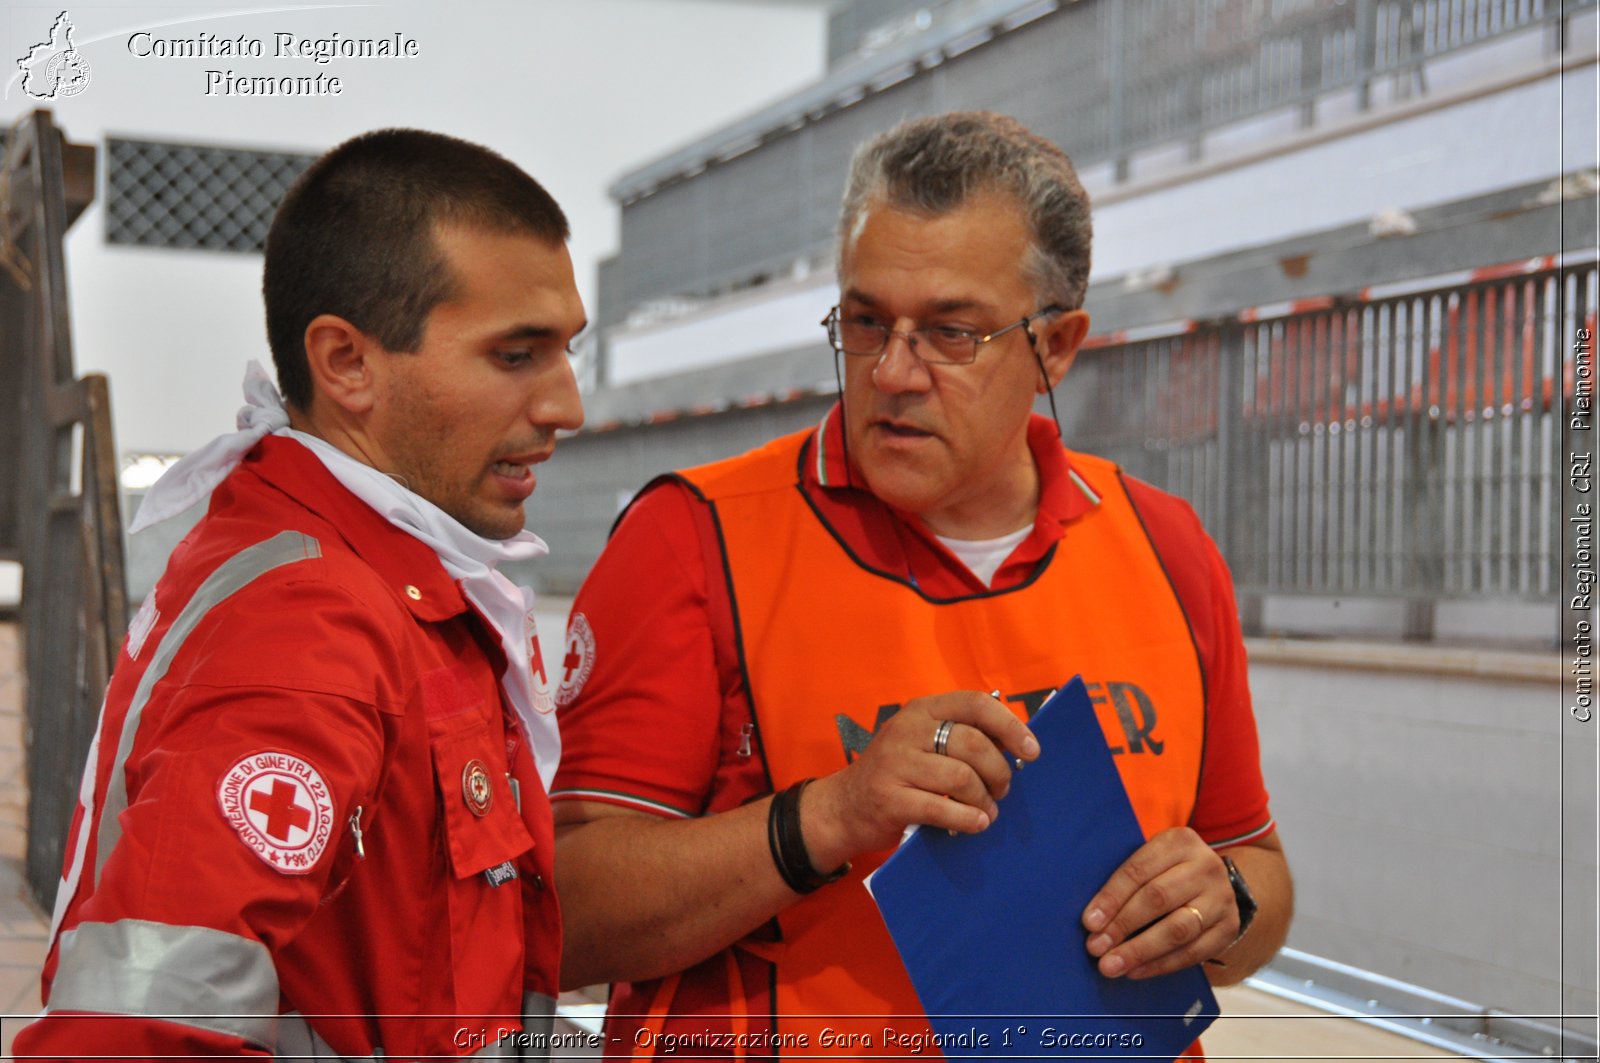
[1081,827,1237,980]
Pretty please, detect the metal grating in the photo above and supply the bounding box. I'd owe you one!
[105,137,314,253]
[1063,263,1597,602]
[1063,331,1226,536]
[534,250,1597,628]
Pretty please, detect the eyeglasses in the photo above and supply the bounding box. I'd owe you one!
[821,305,1064,366]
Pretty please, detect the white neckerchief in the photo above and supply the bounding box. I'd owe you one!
[131,361,562,787]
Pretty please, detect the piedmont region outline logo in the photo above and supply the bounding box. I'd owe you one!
[16,11,92,100]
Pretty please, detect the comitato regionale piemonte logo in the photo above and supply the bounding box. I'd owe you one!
[16,11,92,100]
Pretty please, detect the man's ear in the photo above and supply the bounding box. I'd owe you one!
[302,313,381,416]
[1036,308,1090,392]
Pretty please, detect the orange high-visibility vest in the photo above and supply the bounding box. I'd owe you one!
[666,427,1206,1056]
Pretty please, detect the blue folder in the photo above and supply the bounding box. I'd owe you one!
[865,677,1218,1060]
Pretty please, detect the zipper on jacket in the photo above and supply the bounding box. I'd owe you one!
[348,805,366,860]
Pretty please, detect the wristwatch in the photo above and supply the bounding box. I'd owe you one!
[1222,856,1258,943]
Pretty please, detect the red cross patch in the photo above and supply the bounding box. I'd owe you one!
[556,612,596,708]
[217,751,336,875]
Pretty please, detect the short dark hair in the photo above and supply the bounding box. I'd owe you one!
[839,111,1092,310]
[263,128,569,409]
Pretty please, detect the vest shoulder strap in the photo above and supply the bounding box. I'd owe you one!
[678,429,810,502]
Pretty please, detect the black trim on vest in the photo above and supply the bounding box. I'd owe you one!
[657,473,780,804]
[792,435,1059,605]
[1116,469,1209,823]
[606,473,681,539]
[620,474,781,827]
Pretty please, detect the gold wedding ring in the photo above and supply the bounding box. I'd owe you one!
[1184,905,1205,933]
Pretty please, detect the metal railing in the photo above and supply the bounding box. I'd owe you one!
[2,109,126,909]
[1067,260,1595,621]
[606,0,1592,325]
[1115,0,1570,155]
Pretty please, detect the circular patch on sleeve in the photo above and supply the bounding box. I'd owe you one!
[556,612,597,708]
[217,751,337,875]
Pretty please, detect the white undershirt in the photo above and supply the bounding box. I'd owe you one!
[934,524,1033,588]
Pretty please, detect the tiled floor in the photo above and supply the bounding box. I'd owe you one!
[0,617,1470,1060]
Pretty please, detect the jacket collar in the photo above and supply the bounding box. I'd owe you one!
[242,436,467,622]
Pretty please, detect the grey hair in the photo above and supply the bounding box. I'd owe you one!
[837,111,1092,310]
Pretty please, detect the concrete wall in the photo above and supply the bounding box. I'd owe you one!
[1247,642,1594,1022]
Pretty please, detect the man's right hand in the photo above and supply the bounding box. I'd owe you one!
[801,690,1041,869]
[555,690,1039,988]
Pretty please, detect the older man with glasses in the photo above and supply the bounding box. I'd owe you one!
[553,111,1292,1059]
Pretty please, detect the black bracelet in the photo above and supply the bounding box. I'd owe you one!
[766,779,849,894]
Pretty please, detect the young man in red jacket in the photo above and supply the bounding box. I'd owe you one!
[17,128,586,1059]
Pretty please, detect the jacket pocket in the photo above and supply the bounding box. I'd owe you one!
[428,713,535,879]
[420,663,535,878]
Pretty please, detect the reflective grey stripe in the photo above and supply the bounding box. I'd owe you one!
[277,1013,374,1061]
[279,1012,527,1060]
[95,530,322,881]
[1068,467,1103,506]
[520,992,555,1062]
[48,918,277,1047]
